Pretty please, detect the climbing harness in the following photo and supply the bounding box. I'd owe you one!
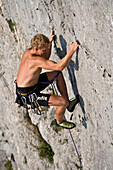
[28,92,43,115]
[15,71,61,115]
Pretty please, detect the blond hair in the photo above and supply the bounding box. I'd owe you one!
[31,34,50,49]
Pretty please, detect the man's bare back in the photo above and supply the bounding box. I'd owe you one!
[17,49,42,87]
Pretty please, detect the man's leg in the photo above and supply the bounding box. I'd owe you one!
[48,95,67,124]
[48,95,76,129]
[46,71,69,124]
[46,71,69,103]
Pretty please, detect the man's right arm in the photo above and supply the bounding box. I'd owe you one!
[36,41,80,71]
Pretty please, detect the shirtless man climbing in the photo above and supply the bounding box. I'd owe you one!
[16,30,80,129]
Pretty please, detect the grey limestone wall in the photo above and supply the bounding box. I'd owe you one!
[0,0,113,170]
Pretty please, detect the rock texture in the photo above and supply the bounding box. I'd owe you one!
[0,0,113,170]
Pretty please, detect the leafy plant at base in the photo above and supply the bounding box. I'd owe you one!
[37,132,54,163]
[5,160,13,170]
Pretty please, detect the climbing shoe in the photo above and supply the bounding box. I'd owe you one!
[55,119,76,129]
[67,94,79,112]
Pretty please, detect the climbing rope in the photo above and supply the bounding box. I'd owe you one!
[68,129,82,170]
[55,87,82,170]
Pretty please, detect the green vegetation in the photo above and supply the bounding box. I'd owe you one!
[24,115,54,163]
[51,119,62,133]
[6,19,15,32]
[5,160,13,170]
[37,131,54,163]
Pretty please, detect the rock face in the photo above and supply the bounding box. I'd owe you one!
[0,0,113,170]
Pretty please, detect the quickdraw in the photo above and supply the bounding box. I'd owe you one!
[28,93,43,115]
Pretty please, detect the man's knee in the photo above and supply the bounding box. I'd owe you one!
[60,97,69,108]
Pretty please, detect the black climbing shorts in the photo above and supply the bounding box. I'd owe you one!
[16,72,51,106]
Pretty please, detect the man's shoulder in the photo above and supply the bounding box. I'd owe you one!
[22,48,31,56]
[24,48,31,53]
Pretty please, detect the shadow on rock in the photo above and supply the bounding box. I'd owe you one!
[53,34,87,128]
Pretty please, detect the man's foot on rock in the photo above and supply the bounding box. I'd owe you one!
[55,119,76,129]
[67,94,79,112]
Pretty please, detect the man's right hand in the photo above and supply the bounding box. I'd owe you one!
[49,29,55,42]
[69,40,80,52]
